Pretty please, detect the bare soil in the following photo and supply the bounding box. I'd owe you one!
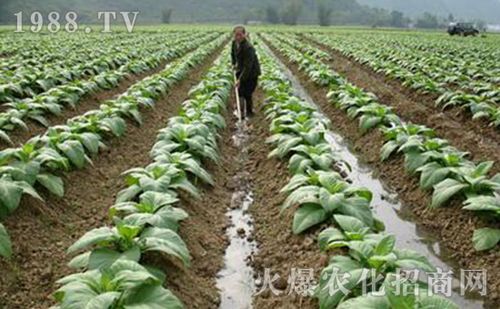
[268,44,500,307]
[0,46,224,309]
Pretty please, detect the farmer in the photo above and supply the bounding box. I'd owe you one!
[231,25,261,118]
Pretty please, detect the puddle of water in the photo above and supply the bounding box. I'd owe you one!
[262,41,485,308]
[216,120,257,309]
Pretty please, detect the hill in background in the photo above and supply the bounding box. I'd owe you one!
[1,0,498,24]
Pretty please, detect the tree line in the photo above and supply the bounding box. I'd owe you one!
[253,0,486,28]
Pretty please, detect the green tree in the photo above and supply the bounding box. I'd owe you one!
[390,10,405,27]
[317,0,333,26]
[416,12,440,29]
[266,5,280,24]
[161,8,173,24]
[282,0,303,25]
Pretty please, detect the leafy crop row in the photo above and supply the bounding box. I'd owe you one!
[0,32,222,144]
[256,39,458,309]
[0,33,163,102]
[0,35,227,259]
[52,48,233,308]
[264,34,500,252]
[307,33,500,127]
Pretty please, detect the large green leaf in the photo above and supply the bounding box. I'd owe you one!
[374,234,396,256]
[58,140,88,169]
[431,178,468,208]
[0,129,13,145]
[318,227,345,250]
[87,247,141,270]
[394,249,436,273]
[180,157,213,185]
[417,293,459,309]
[380,140,399,161]
[269,136,303,158]
[337,294,390,309]
[116,185,143,203]
[404,151,429,174]
[292,203,327,234]
[85,292,121,309]
[280,174,309,193]
[54,275,101,308]
[418,163,450,190]
[140,227,190,266]
[0,223,12,258]
[124,285,183,309]
[463,195,500,214]
[36,173,64,197]
[79,132,101,155]
[359,115,382,133]
[334,214,366,233]
[318,189,344,213]
[336,197,374,228]
[68,227,115,254]
[472,228,500,251]
[101,117,126,137]
[281,185,319,211]
[169,176,200,199]
[0,178,24,213]
[316,263,369,308]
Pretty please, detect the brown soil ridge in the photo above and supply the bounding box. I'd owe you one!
[268,44,500,307]
[303,36,500,174]
[0,44,225,309]
[248,90,327,309]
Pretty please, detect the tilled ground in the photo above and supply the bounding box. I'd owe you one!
[0,45,225,309]
[267,43,500,307]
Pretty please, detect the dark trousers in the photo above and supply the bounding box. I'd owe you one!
[239,78,258,116]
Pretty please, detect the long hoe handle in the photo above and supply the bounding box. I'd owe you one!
[233,72,242,122]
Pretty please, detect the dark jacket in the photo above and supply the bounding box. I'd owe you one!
[231,39,261,84]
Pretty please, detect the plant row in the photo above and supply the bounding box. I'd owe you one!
[0,35,227,259]
[52,48,233,308]
[306,32,500,127]
[305,32,500,91]
[264,34,500,252]
[1,33,160,102]
[0,32,222,145]
[255,39,458,308]
[0,32,133,68]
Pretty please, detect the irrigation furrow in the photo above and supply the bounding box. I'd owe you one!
[262,34,500,307]
[262,40,484,308]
